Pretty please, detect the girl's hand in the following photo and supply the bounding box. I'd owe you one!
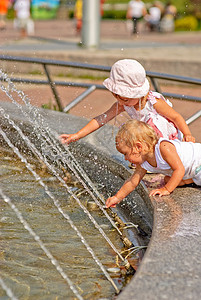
[183,134,195,143]
[59,133,79,144]
[149,186,170,197]
[106,196,121,208]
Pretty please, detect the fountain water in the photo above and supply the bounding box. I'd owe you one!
[0,72,132,264]
[0,70,152,299]
[0,276,18,300]
[0,70,124,235]
[0,122,124,298]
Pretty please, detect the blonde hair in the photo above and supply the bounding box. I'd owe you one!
[116,120,159,153]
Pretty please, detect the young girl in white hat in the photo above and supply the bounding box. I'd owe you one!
[106,119,201,207]
[60,59,195,144]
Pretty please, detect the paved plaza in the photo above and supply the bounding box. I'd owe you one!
[1,18,201,300]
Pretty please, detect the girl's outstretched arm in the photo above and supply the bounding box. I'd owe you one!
[106,166,147,208]
[149,140,185,197]
[59,118,100,144]
[153,98,195,142]
[60,102,124,144]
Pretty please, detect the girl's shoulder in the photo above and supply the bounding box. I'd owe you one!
[147,91,172,107]
[147,91,164,102]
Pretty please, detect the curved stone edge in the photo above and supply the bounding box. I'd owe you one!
[1,102,201,300]
[118,186,201,300]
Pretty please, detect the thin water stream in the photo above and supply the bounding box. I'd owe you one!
[0,70,122,235]
[0,70,144,299]
[0,107,127,267]
[0,151,136,299]
[0,70,137,267]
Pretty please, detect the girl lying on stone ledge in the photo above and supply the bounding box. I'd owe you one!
[106,119,201,208]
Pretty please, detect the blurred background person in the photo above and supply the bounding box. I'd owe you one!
[126,0,147,35]
[74,0,82,35]
[164,0,177,16]
[160,1,177,32]
[0,0,11,30]
[100,0,105,17]
[74,0,105,36]
[145,1,162,32]
[13,0,34,38]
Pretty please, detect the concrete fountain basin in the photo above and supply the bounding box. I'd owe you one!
[0,101,201,300]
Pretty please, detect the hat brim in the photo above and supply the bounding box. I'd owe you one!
[103,77,150,99]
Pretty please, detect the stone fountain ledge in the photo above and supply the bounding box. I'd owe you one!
[1,102,201,300]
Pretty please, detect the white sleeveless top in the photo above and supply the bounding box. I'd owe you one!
[124,91,183,140]
[141,138,201,184]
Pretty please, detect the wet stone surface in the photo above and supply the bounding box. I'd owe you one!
[118,177,201,300]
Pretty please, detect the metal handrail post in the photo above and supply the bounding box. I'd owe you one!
[43,64,63,111]
[149,77,161,93]
[63,85,97,113]
[186,109,201,125]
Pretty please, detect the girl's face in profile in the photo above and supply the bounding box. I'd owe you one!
[112,93,140,107]
[116,139,144,166]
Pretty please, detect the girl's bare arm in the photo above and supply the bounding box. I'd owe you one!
[153,98,195,142]
[60,102,124,144]
[149,141,185,197]
[106,166,147,208]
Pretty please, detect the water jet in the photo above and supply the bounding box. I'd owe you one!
[1,69,200,300]
[0,73,151,299]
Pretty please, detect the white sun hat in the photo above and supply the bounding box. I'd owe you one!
[103,59,150,98]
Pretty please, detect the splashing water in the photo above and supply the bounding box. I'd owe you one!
[0,276,18,300]
[0,127,120,295]
[0,188,84,300]
[0,107,126,265]
[0,70,122,235]
[0,71,141,297]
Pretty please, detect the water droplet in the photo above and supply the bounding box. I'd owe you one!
[107,267,121,273]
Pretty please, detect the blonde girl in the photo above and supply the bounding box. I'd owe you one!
[106,120,201,208]
[60,59,195,145]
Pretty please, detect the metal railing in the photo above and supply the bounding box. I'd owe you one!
[0,54,201,125]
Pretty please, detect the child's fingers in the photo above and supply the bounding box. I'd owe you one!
[106,197,118,208]
[59,134,68,141]
[106,204,116,208]
[149,187,169,197]
[60,138,69,144]
[59,134,75,144]
[59,134,70,139]
[183,135,195,143]
[149,189,163,197]
[149,189,160,197]
[59,134,67,137]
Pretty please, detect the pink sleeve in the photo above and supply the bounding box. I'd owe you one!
[147,91,157,105]
[147,91,166,105]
